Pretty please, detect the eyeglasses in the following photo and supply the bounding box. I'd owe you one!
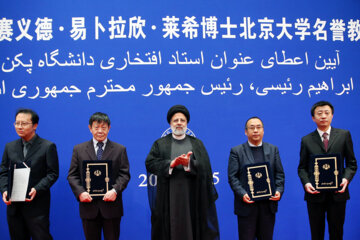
[14,122,32,127]
[247,126,263,131]
[315,111,332,116]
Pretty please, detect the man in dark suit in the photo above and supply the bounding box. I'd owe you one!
[228,116,285,240]
[298,101,357,240]
[0,108,59,240]
[67,112,130,240]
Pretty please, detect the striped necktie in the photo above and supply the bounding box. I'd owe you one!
[323,132,329,152]
[96,142,104,160]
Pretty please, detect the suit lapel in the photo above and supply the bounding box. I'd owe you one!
[243,143,255,164]
[311,130,326,152]
[24,135,41,162]
[14,139,25,163]
[263,143,270,163]
[85,140,97,160]
[327,128,338,152]
[101,140,114,160]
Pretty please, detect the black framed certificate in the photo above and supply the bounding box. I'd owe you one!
[82,160,112,198]
[245,162,275,201]
[309,153,342,191]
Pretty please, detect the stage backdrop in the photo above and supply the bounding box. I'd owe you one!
[1,0,360,239]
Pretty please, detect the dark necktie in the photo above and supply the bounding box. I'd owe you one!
[97,142,104,160]
[323,132,329,152]
[23,142,30,158]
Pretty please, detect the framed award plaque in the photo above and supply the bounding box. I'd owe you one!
[82,160,112,198]
[310,153,342,191]
[245,162,275,201]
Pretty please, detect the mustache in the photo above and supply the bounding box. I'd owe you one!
[171,126,187,135]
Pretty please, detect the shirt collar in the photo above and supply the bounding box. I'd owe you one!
[22,134,37,145]
[248,141,263,147]
[317,126,331,138]
[93,138,108,149]
[172,133,186,140]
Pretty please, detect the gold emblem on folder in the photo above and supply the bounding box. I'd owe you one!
[94,170,102,176]
[322,164,330,170]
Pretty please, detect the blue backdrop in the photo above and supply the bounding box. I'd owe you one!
[1,0,360,239]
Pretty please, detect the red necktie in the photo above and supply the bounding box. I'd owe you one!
[323,132,329,152]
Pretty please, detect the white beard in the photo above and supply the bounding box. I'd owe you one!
[171,126,187,136]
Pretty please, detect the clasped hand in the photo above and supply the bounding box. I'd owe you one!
[170,151,193,168]
[305,178,348,194]
[79,190,117,203]
[243,191,281,204]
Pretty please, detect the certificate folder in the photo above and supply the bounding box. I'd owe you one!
[82,160,112,198]
[7,162,31,202]
[245,162,275,201]
[309,153,342,191]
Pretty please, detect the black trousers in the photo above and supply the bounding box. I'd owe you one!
[7,211,52,240]
[82,212,121,240]
[237,201,275,240]
[306,198,346,240]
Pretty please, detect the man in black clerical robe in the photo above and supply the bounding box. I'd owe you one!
[146,105,220,240]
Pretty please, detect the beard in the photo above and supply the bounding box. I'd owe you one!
[171,125,187,136]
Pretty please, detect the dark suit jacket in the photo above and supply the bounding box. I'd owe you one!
[0,135,59,217]
[67,139,130,219]
[298,127,357,202]
[228,142,285,216]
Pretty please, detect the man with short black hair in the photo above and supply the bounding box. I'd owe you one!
[0,108,59,240]
[298,101,357,240]
[228,116,285,240]
[146,105,220,240]
[68,112,130,240]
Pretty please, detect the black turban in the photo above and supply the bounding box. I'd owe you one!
[167,105,190,123]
